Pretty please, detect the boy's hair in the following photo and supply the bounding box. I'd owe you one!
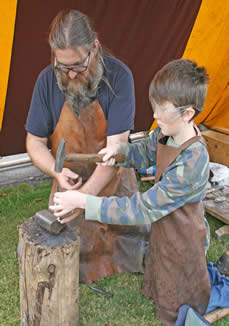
[149,59,209,119]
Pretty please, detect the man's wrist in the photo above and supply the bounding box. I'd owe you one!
[50,161,58,179]
[79,193,87,209]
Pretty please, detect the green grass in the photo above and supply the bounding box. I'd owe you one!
[0,183,228,325]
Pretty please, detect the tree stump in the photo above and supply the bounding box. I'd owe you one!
[17,216,80,326]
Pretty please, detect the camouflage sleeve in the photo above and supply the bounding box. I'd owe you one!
[85,141,209,225]
[116,127,160,169]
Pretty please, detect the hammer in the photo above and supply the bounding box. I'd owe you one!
[54,139,126,170]
[35,139,126,234]
[35,140,68,235]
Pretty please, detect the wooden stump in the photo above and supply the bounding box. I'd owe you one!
[17,216,80,326]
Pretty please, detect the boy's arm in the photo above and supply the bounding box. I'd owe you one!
[112,128,159,169]
[86,143,209,225]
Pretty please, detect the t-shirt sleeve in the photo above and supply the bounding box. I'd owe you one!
[25,69,54,137]
[105,66,135,136]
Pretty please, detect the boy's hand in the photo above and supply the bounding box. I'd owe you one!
[49,190,86,223]
[98,144,121,166]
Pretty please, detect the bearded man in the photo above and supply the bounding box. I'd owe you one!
[26,9,149,283]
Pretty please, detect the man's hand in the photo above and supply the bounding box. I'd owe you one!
[26,133,83,191]
[54,168,82,190]
[58,208,83,224]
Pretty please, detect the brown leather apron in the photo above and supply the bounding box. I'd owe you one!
[142,134,210,326]
[49,99,149,283]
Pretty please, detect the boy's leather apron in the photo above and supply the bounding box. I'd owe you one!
[142,134,210,326]
[49,99,149,284]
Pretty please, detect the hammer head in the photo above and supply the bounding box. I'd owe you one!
[55,139,66,173]
[36,209,66,235]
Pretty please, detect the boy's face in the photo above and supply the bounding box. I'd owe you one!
[151,102,192,137]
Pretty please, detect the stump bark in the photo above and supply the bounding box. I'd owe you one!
[17,216,80,326]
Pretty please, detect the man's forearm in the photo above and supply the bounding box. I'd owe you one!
[79,131,130,195]
[26,133,56,178]
[79,165,117,195]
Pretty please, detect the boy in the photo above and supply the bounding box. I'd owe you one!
[50,59,211,325]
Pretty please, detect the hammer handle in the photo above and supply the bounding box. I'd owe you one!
[140,176,155,182]
[65,153,126,164]
[204,307,229,323]
[206,186,224,194]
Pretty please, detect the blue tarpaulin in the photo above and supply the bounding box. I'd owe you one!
[176,262,229,325]
[206,262,229,313]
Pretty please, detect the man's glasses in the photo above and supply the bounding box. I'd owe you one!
[54,52,91,73]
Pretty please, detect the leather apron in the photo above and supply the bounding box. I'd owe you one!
[49,100,149,283]
[142,134,211,326]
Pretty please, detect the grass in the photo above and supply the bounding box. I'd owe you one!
[0,183,228,325]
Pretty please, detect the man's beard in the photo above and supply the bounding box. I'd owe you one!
[55,57,104,116]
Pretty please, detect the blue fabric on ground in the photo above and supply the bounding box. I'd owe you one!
[206,262,229,313]
[176,305,211,326]
[176,262,229,325]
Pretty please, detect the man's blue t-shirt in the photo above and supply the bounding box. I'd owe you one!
[25,56,135,137]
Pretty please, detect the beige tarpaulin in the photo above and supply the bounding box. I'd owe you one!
[151,0,229,130]
[0,1,18,130]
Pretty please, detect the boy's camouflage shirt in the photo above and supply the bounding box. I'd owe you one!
[85,127,210,249]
